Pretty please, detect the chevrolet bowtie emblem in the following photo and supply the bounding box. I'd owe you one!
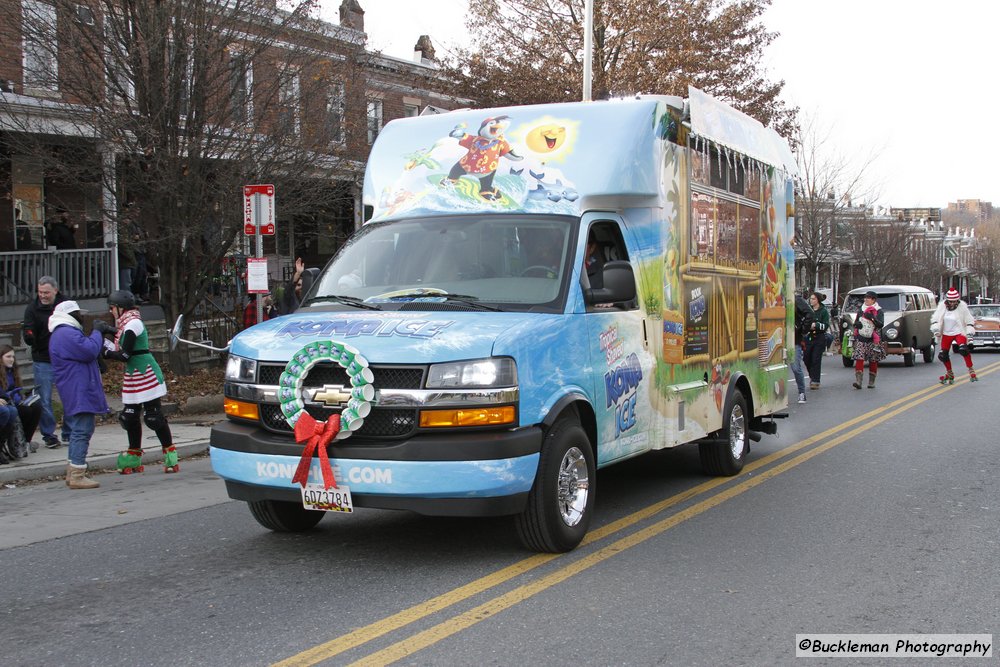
[311,384,352,407]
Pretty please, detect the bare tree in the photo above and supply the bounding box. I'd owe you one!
[793,115,881,291]
[969,218,1000,299]
[4,0,366,332]
[441,0,797,136]
[850,217,915,285]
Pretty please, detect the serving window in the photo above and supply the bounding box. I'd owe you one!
[688,141,762,272]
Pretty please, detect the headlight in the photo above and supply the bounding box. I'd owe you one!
[891,320,901,327]
[225,355,257,383]
[427,357,517,388]
[884,327,898,340]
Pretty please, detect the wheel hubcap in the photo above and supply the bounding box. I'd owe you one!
[729,404,746,459]
[557,446,589,527]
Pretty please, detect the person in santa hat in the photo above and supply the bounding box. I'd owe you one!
[930,287,977,384]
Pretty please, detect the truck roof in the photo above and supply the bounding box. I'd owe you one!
[363,87,796,223]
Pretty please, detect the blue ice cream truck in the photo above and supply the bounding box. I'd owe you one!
[211,87,798,552]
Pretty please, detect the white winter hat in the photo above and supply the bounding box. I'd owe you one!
[54,300,87,315]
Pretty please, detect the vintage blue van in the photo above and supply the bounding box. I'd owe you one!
[210,89,798,552]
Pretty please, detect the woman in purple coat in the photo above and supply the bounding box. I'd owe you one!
[48,301,110,489]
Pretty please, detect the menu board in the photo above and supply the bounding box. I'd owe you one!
[684,284,710,357]
[743,285,758,352]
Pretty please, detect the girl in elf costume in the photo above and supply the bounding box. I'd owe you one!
[99,290,178,473]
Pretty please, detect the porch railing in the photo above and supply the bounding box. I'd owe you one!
[0,248,113,305]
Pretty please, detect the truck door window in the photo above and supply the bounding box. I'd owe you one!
[584,221,636,311]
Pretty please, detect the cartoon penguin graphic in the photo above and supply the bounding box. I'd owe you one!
[446,116,523,200]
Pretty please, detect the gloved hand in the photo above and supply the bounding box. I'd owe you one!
[93,319,117,336]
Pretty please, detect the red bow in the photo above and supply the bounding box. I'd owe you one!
[291,412,340,490]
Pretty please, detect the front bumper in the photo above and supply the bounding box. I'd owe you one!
[210,420,542,517]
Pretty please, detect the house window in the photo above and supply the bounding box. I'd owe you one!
[327,81,345,144]
[22,0,58,92]
[367,98,383,144]
[403,103,419,118]
[278,73,300,136]
[105,9,135,104]
[229,52,253,125]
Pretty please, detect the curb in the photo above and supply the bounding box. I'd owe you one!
[0,439,211,485]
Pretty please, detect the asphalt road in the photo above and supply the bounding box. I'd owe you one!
[2,351,997,666]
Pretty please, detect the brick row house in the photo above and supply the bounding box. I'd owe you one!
[0,0,468,322]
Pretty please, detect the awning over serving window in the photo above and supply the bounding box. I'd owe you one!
[687,86,798,177]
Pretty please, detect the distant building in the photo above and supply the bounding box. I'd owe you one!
[891,207,941,222]
[945,199,993,224]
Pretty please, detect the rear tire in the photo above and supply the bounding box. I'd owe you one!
[922,343,934,363]
[248,499,325,532]
[699,389,748,476]
[515,418,595,553]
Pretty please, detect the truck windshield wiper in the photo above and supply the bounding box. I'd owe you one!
[301,294,382,310]
[381,291,505,312]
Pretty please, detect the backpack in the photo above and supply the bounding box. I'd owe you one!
[794,297,814,337]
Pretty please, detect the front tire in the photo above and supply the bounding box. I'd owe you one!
[515,418,595,553]
[842,354,853,367]
[248,499,325,532]
[922,343,934,363]
[699,389,748,476]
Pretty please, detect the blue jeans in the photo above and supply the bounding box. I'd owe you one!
[790,342,806,394]
[32,362,68,440]
[63,412,95,466]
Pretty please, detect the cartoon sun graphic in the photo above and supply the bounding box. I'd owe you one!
[525,124,567,153]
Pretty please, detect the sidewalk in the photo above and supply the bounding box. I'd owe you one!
[0,411,226,484]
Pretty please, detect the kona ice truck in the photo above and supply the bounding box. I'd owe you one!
[211,87,798,553]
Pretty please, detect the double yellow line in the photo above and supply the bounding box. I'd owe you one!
[275,362,998,667]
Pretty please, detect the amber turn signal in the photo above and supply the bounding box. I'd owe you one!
[419,406,515,428]
[224,398,259,421]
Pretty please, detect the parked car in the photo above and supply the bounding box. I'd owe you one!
[968,303,1000,349]
[839,285,937,367]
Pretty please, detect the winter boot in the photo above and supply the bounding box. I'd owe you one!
[162,445,179,473]
[939,370,955,385]
[867,371,877,388]
[852,371,863,389]
[117,449,144,474]
[969,367,978,382]
[66,463,99,489]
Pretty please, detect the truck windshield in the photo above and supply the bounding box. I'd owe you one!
[309,215,577,312]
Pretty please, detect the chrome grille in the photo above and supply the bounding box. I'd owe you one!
[256,362,423,439]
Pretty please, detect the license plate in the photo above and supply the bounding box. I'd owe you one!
[300,484,353,513]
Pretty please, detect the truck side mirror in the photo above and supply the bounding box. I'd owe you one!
[584,260,636,305]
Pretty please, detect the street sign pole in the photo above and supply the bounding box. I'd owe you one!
[255,194,264,323]
[244,184,275,325]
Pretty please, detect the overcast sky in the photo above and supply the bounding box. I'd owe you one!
[324,0,1000,209]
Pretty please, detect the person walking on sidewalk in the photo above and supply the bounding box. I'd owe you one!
[851,291,886,389]
[0,344,42,456]
[21,275,68,449]
[99,290,178,474]
[48,301,109,489]
[804,291,830,390]
[791,293,814,404]
[930,287,977,384]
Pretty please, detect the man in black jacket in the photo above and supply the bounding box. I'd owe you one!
[45,210,76,250]
[21,276,68,448]
[791,293,814,404]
